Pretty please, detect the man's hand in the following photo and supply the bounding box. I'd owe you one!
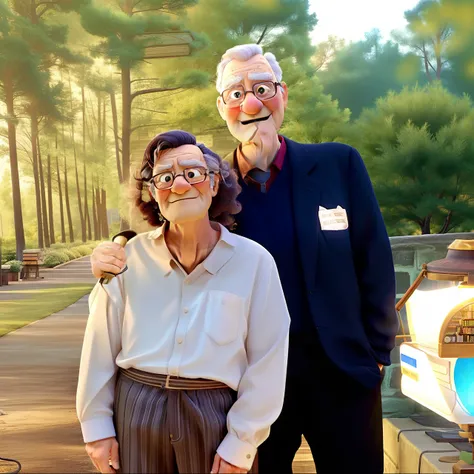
[85,437,120,473]
[91,242,127,279]
[211,453,247,473]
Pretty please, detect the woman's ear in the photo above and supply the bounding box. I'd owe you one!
[148,187,154,200]
[211,174,220,197]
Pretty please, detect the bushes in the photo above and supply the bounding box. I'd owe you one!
[43,241,99,268]
[4,260,22,272]
[43,251,71,268]
[2,240,99,268]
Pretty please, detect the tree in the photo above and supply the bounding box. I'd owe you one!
[79,0,204,228]
[156,0,318,149]
[350,83,474,235]
[318,32,422,118]
[280,58,350,143]
[0,1,43,258]
[312,35,345,71]
[392,0,451,83]
[434,0,474,97]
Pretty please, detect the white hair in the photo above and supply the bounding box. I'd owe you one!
[216,43,283,93]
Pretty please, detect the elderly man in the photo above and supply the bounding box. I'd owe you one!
[77,130,290,474]
[91,45,398,474]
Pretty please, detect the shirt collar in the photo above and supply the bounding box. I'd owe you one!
[234,135,286,179]
[147,223,237,276]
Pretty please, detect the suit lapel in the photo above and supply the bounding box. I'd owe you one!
[285,138,320,293]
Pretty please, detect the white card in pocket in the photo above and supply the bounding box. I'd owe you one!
[318,206,349,231]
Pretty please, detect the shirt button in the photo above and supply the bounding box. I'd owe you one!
[177,338,183,344]
[183,307,189,314]
[246,454,251,459]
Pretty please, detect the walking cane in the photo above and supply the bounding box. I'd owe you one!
[100,230,137,285]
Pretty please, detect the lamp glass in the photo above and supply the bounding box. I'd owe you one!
[406,281,474,350]
[454,357,474,415]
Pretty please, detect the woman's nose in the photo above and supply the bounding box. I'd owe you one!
[171,175,192,194]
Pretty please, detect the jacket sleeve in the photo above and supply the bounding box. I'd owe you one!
[76,278,124,443]
[348,147,398,366]
[216,252,290,470]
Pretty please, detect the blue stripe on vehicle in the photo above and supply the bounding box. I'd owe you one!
[401,354,417,368]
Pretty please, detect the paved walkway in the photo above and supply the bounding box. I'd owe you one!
[0,257,314,473]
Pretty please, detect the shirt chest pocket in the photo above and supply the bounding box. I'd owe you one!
[204,290,245,345]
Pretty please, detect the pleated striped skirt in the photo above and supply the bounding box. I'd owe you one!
[113,369,257,473]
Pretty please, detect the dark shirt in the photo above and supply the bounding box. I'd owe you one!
[233,136,286,192]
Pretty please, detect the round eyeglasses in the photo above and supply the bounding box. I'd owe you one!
[149,167,212,190]
[221,81,281,107]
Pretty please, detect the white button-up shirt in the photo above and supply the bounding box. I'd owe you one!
[76,223,290,470]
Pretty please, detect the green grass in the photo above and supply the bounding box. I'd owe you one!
[0,284,94,337]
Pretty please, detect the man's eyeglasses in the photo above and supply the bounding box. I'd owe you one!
[149,167,213,190]
[221,81,281,107]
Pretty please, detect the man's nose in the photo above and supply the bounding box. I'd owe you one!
[171,175,192,194]
[241,93,263,115]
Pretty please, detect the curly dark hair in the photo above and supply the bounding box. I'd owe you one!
[135,130,241,228]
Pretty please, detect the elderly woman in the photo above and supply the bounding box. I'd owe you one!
[76,131,290,474]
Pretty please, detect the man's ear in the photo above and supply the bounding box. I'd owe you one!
[280,82,289,109]
[216,96,226,121]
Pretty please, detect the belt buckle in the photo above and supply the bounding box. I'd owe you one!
[165,375,171,389]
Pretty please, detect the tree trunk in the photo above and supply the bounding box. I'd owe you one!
[101,188,109,238]
[439,210,453,234]
[37,137,50,247]
[97,93,102,142]
[84,162,91,240]
[422,43,432,82]
[69,74,86,242]
[120,0,133,231]
[81,84,86,155]
[121,66,131,184]
[92,179,99,240]
[120,65,131,231]
[64,154,74,242]
[30,109,44,248]
[5,73,26,260]
[95,187,102,240]
[420,215,432,234]
[110,91,122,183]
[435,33,443,80]
[47,154,55,244]
[56,153,66,243]
[103,95,106,143]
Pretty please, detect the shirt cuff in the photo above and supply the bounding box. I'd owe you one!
[81,417,116,443]
[216,432,257,471]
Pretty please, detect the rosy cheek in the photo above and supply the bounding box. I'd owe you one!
[156,189,171,203]
[193,181,209,194]
[264,95,281,113]
[225,106,241,120]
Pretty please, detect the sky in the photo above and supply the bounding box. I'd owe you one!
[309,0,420,45]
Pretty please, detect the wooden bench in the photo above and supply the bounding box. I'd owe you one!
[22,249,43,280]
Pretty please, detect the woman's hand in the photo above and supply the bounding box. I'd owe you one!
[85,437,120,473]
[90,242,127,279]
[211,453,247,473]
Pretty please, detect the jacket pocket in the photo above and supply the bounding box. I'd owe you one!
[204,290,245,345]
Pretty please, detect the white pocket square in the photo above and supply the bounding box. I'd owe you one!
[318,206,349,230]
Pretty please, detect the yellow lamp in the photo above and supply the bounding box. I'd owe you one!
[396,240,474,473]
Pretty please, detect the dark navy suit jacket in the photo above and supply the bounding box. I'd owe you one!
[269,138,398,388]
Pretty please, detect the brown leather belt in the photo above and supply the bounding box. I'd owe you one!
[120,367,229,390]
